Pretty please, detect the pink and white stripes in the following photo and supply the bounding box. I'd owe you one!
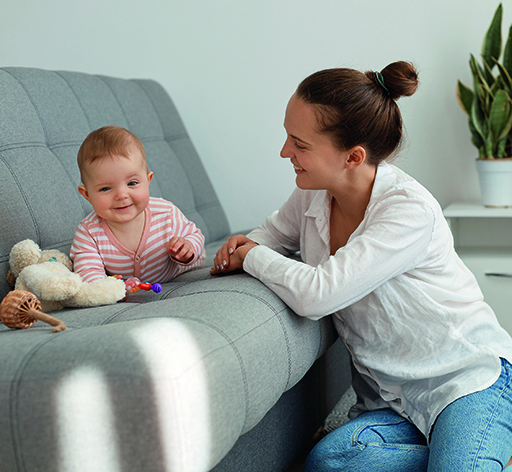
[71,198,205,283]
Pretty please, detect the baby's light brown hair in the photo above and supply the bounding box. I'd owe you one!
[77,125,147,183]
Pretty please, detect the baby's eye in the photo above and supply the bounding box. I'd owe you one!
[99,187,111,192]
[128,181,138,187]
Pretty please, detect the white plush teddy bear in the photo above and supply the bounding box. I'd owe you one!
[7,239,126,312]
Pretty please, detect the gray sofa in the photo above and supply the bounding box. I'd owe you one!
[0,67,351,472]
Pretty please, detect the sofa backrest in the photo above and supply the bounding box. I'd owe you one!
[0,67,230,299]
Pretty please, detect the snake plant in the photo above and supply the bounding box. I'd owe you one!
[457,3,512,158]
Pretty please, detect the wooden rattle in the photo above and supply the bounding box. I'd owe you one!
[0,290,66,332]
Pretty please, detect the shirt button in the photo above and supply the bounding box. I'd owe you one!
[135,255,141,262]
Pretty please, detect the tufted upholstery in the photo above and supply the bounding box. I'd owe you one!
[0,67,229,299]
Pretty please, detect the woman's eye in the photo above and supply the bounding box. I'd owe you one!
[295,142,306,150]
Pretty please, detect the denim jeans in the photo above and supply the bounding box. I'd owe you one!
[304,359,512,471]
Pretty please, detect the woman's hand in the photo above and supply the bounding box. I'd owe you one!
[210,234,258,274]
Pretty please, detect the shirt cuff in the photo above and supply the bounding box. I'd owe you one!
[243,245,282,282]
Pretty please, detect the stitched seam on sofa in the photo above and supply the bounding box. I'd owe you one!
[131,79,187,142]
[9,335,60,471]
[95,75,132,129]
[0,141,83,154]
[162,289,293,390]
[2,69,51,145]
[0,142,48,153]
[49,141,84,150]
[161,138,199,208]
[99,301,253,435]
[0,153,41,245]
[2,70,84,224]
[1,70,52,248]
[100,305,143,325]
[53,71,95,129]
[177,201,222,218]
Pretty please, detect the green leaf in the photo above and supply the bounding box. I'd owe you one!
[457,81,474,115]
[482,55,497,86]
[497,136,507,157]
[470,55,493,102]
[482,3,503,69]
[471,94,489,142]
[469,117,485,155]
[490,89,512,142]
[503,23,512,76]
[496,62,512,92]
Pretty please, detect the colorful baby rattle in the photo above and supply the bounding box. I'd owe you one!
[112,275,162,294]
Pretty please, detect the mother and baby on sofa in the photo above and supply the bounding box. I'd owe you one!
[69,60,512,471]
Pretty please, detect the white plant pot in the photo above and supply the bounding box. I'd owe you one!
[475,158,512,207]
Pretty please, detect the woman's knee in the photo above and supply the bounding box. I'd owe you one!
[303,410,428,472]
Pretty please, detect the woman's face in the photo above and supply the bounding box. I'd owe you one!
[280,93,350,192]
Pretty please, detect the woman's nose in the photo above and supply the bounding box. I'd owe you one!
[280,138,293,159]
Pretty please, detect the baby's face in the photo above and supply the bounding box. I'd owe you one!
[78,148,153,226]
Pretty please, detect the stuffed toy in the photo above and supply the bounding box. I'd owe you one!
[7,239,126,312]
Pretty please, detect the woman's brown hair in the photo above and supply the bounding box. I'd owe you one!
[296,61,419,165]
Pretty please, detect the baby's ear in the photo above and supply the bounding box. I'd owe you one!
[78,185,90,201]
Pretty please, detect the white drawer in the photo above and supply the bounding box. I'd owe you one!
[459,249,512,336]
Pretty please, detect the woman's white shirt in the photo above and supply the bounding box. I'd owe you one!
[244,162,512,437]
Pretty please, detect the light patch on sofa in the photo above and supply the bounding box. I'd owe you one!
[56,366,121,472]
[131,319,211,472]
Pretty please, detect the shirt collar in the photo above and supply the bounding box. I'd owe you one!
[304,190,330,219]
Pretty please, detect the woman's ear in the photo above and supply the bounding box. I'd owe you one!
[345,146,367,169]
[78,185,90,202]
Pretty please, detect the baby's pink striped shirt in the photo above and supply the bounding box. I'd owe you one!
[70,198,205,283]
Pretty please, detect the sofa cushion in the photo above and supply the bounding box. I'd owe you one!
[0,269,337,471]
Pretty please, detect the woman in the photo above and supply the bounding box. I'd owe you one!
[211,61,512,471]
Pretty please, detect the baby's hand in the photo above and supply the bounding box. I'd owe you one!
[167,236,195,264]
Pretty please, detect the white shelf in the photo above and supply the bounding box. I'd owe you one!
[444,202,512,218]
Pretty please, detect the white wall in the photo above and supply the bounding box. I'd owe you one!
[1,0,509,231]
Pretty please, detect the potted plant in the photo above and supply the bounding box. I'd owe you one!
[457,3,512,206]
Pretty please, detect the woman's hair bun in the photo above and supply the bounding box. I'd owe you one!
[370,61,419,101]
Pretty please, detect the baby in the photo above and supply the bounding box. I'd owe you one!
[70,125,205,284]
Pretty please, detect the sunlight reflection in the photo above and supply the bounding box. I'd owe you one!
[56,367,121,472]
[131,318,211,472]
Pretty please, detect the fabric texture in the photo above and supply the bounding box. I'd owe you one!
[71,197,205,283]
[244,161,512,437]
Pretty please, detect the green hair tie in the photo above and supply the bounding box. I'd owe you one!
[375,71,390,95]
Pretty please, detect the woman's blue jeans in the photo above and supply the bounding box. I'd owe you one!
[304,359,512,471]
